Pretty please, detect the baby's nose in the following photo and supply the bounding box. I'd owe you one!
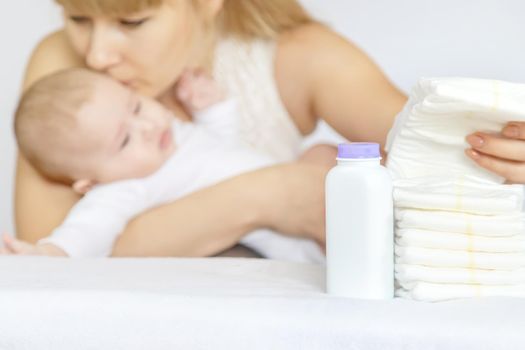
[139,120,157,140]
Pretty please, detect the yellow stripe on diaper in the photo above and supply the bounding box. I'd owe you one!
[465,218,483,297]
[457,176,482,297]
[466,219,476,279]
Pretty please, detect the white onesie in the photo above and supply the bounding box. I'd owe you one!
[39,100,325,263]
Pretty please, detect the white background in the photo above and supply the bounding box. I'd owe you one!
[2,0,525,234]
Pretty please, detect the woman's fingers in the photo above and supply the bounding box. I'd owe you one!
[464,122,525,183]
[465,148,525,183]
[502,122,525,140]
[0,235,12,255]
[466,132,525,162]
[2,233,18,253]
[2,233,36,255]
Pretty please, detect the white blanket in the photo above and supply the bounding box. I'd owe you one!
[1,257,525,350]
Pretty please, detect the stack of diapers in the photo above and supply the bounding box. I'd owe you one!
[386,77,525,302]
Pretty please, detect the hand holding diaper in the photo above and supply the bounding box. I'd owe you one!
[386,77,525,184]
[466,121,525,184]
[387,77,525,301]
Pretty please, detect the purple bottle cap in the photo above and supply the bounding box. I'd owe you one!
[337,143,381,159]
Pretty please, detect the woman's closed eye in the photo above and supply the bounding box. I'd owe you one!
[119,17,149,28]
[69,16,91,25]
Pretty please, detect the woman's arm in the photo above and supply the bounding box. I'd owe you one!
[112,163,329,257]
[16,31,84,240]
[276,24,407,148]
[15,155,81,242]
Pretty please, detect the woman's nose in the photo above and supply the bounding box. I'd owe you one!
[85,25,121,70]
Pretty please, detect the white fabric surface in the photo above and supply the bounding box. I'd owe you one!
[1,257,525,350]
[213,38,303,162]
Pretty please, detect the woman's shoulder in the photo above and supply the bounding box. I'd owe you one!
[277,23,367,73]
[23,30,84,91]
[274,23,363,133]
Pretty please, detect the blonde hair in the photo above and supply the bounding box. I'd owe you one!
[219,1,315,39]
[14,68,99,184]
[55,0,316,39]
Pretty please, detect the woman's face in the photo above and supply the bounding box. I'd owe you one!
[62,1,207,98]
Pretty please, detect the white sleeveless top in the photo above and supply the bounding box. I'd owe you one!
[213,38,303,162]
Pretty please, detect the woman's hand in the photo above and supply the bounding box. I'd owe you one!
[466,122,525,183]
[257,162,329,244]
[0,233,68,256]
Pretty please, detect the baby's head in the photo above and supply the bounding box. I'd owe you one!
[15,68,175,193]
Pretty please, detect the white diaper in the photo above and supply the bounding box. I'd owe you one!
[386,78,525,183]
[387,77,525,301]
[396,208,525,237]
[395,281,525,302]
[394,176,523,214]
[395,245,525,270]
[396,228,525,253]
[396,264,525,285]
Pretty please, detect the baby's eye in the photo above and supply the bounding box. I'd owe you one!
[134,101,142,115]
[120,134,130,150]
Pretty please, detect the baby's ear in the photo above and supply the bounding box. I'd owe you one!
[72,179,95,194]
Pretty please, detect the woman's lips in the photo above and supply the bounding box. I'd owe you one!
[159,128,173,150]
[122,80,135,88]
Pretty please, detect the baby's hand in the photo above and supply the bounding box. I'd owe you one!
[176,69,226,112]
[1,233,68,257]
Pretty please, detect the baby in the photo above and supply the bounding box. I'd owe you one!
[5,68,328,262]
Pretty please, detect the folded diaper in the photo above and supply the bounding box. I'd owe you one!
[395,245,525,270]
[396,208,525,237]
[396,229,525,253]
[395,281,525,302]
[387,77,525,301]
[386,78,525,183]
[396,264,525,285]
[394,177,524,214]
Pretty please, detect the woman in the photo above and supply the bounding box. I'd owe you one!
[15,0,522,257]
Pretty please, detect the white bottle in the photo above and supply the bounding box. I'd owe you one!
[325,143,394,299]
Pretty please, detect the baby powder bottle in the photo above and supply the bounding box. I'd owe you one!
[325,143,394,299]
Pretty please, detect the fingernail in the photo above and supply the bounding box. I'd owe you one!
[504,125,519,138]
[467,149,481,159]
[466,135,484,148]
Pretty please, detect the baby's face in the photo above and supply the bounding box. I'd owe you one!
[72,76,176,183]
